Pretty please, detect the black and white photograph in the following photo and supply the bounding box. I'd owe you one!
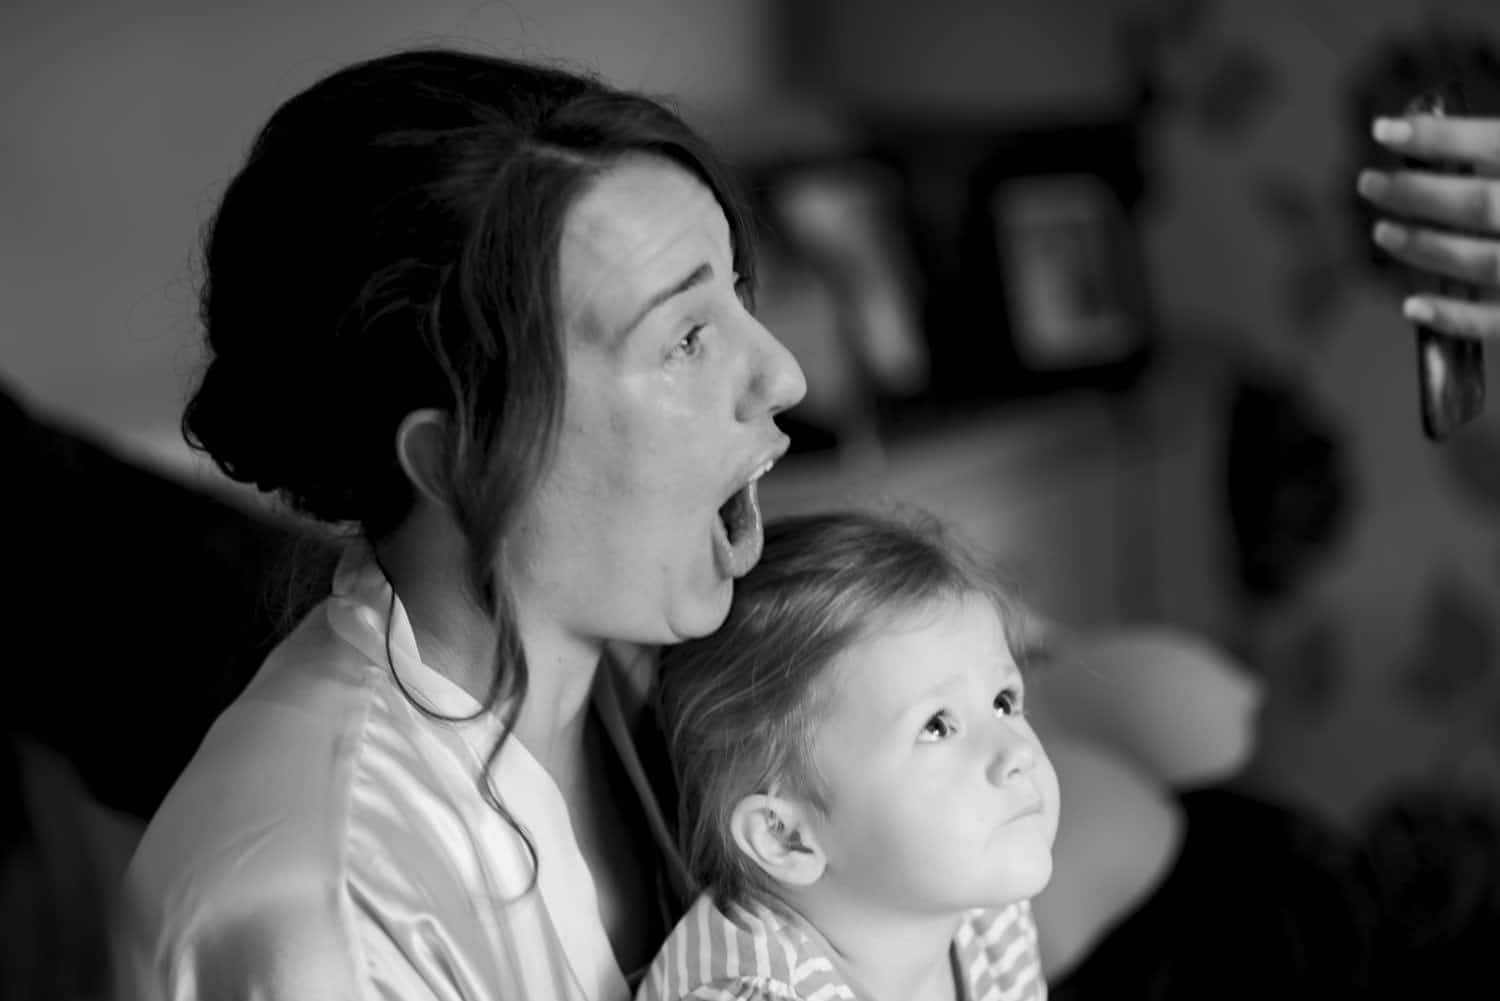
[7,3,1500,1000]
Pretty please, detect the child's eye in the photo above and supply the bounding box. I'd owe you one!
[993,687,1023,717]
[919,711,958,742]
[668,324,706,361]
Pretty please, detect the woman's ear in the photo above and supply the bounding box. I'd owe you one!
[394,409,450,507]
[730,794,826,888]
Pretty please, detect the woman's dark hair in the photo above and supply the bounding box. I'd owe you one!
[656,507,1022,907]
[180,47,758,872]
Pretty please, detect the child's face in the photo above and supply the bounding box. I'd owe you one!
[805,593,1059,915]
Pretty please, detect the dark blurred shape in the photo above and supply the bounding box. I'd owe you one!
[743,153,930,455]
[1190,41,1278,141]
[1284,255,1352,343]
[768,159,930,398]
[1051,786,1374,1001]
[1490,695,1500,755]
[1152,0,1215,47]
[1283,608,1347,720]
[3,372,339,999]
[2,734,137,1001]
[1254,172,1320,236]
[1441,422,1500,518]
[1051,786,1500,999]
[1225,368,1353,599]
[1397,574,1496,713]
[3,376,337,821]
[776,0,1129,118]
[1357,791,1500,1000]
[1252,173,1353,343]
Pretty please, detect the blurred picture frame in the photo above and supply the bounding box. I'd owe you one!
[729,114,1154,433]
[939,118,1153,401]
[745,154,930,457]
[991,172,1144,373]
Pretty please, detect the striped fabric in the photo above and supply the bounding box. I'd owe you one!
[118,544,688,1001]
[635,895,1046,1001]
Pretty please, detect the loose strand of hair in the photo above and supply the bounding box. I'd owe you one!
[370,548,542,900]
[478,621,539,890]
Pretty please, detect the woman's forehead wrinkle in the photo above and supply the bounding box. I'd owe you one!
[558,162,733,348]
[558,203,644,347]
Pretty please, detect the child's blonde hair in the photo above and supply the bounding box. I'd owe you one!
[656,507,1022,906]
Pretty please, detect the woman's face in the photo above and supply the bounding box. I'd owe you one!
[506,155,806,649]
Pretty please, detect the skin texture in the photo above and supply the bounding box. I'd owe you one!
[507,156,805,967]
[505,153,807,664]
[1361,113,1500,341]
[775,594,1059,1000]
[808,594,1058,915]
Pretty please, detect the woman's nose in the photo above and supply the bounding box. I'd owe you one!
[739,317,807,420]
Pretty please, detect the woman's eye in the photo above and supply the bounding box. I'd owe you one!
[993,688,1023,717]
[919,711,957,742]
[668,324,706,361]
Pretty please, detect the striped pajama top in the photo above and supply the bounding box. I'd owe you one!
[117,543,690,1001]
[636,895,1046,1001]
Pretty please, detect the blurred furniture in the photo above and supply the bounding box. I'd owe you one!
[5,378,336,823]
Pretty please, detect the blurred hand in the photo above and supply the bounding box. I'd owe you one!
[1358,113,1500,341]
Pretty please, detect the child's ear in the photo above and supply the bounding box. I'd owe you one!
[730,793,826,887]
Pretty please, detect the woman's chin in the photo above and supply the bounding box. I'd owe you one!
[661,581,735,644]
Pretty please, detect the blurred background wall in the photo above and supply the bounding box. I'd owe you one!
[6,0,1500,845]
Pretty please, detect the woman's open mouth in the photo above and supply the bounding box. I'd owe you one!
[713,457,777,578]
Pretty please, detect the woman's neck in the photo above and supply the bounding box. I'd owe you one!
[374,517,604,776]
[375,517,656,970]
[786,890,963,1001]
[507,613,606,776]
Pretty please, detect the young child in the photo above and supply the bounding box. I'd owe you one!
[637,508,1059,1001]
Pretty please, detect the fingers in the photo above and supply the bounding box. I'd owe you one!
[1372,221,1500,289]
[1358,168,1500,234]
[1373,114,1500,172]
[1401,294,1500,342]
[1362,114,1500,343]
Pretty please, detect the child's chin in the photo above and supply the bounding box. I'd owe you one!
[982,854,1055,904]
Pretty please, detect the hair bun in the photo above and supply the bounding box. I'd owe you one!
[182,352,361,524]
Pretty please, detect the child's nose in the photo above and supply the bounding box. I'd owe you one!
[987,730,1037,785]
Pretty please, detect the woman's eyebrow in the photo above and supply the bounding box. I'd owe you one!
[620,261,713,337]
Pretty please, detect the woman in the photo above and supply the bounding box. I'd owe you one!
[116,48,804,1000]
[1360,111,1500,340]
